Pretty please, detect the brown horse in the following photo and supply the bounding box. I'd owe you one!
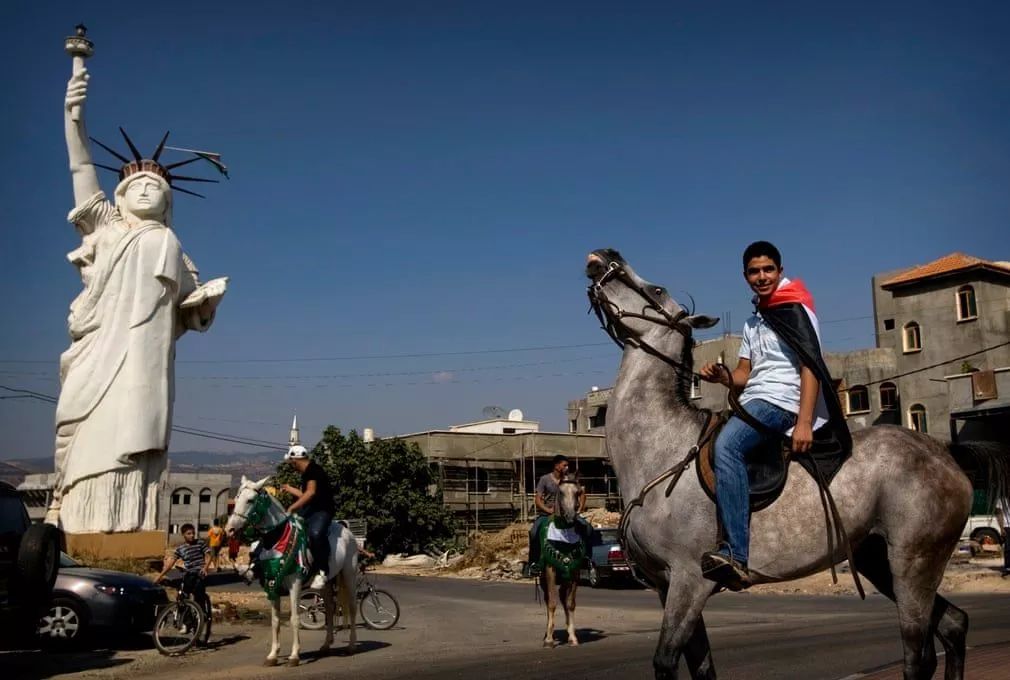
[539,472,584,647]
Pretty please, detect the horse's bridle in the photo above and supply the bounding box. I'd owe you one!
[233,490,278,538]
[587,261,694,376]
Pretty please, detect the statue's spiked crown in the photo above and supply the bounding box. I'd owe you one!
[91,128,228,198]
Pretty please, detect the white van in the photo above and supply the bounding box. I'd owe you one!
[961,513,1003,547]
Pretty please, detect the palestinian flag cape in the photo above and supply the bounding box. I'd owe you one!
[757,278,853,482]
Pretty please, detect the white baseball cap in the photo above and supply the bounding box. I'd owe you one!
[285,445,309,460]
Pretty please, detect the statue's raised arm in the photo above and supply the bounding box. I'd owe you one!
[64,69,101,212]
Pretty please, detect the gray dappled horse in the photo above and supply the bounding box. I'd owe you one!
[539,472,583,647]
[585,249,1009,680]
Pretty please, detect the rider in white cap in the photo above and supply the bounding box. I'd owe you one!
[281,445,335,585]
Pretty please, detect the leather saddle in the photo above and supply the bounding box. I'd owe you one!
[695,413,791,513]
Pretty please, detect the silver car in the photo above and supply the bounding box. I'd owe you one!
[37,553,168,645]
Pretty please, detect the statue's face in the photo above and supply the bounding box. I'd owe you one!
[123,177,168,219]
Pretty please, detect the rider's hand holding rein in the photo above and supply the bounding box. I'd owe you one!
[698,362,727,385]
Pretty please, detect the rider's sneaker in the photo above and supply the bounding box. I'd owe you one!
[309,572,327,589]
[528,562,542,578]
[700,551,751,591]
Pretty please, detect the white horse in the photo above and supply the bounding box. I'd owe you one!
[227,476,358,666]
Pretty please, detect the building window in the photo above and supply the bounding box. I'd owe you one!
[690,375,703,400]
[588,406,607,429]
[169,523,180,534]
[879,382,897,411]
[909,404,928,433]
[569,419,577,433]
[883,319,895,331]
[474,468,490,494]
[182,494,191,505]
[199,493,212,504]
[956,285,977,321]
[847,386,870,414]
[198,523,210,532]
[171,493,181,505]
[902,322,922,353]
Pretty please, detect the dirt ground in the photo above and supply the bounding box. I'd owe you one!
[366,523,1010,597]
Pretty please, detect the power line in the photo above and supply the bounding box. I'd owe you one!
[863,341,1010,387]
[0,385,287,450]
[0,293,1000,366]
[0,342,614,365]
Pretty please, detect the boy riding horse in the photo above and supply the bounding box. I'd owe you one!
[280,445,336,589]
[698,240,850,590]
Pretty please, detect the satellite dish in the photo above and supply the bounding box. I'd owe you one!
[482,405,506,419]
[507,409,524,422]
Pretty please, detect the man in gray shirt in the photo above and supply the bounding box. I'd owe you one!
[524,455,588,577]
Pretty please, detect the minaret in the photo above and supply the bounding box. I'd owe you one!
[289,415,300,447]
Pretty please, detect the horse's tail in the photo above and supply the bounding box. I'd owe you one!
[950,440,1010,511]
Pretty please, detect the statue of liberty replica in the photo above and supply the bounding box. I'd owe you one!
[49,26,229,537]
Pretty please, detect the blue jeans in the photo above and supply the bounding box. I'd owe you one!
[301,510,333,576]
[714,398,796,565]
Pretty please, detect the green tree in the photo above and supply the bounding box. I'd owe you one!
[274,426,455,557]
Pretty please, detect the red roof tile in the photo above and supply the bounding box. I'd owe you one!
[880,252,1010,288]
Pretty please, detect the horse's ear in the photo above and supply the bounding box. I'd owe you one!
[254,476,270,490]
[685,314,719,329]
[240,475,249,487]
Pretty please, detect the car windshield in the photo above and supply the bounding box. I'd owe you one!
[598,529,619,544]
[59,552,81,568]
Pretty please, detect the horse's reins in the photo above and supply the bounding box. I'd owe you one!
[589,264,864,598]
[614,410,720,591]
[588,262,695,376]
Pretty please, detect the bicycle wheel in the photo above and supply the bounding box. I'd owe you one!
[153,600,203,655]
[297,589,327,631]
[358,588,399,630]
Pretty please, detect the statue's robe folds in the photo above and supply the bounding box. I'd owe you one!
[53,191,213,533]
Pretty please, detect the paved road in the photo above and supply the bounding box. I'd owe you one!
[9,574,1010,679]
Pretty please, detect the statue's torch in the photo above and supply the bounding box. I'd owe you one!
[64,24,94,123]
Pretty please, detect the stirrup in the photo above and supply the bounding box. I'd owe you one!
[700,551,750,591]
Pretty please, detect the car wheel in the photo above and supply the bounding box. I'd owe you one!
[38,598,88,645]
[972,528,1001,547]
[14,524,61,606]
[588,565,601,588]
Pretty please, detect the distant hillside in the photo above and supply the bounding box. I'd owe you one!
[0,450,280,487]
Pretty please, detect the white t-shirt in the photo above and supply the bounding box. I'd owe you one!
[738,309,829,433]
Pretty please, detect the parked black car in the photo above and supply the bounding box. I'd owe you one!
[579,527,635,587]
[0,481,61,647]
[37,553,169,645]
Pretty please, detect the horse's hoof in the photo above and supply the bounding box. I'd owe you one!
[543,640,556,648]
[569,638,580,647]
[286,657,300,667]
[346,644,356,655]
[264,658,278,667]
[320,643,332,654]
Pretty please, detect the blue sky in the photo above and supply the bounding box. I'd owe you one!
[2,1,1007,459]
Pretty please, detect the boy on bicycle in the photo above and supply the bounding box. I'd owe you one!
[155,523,213,638]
